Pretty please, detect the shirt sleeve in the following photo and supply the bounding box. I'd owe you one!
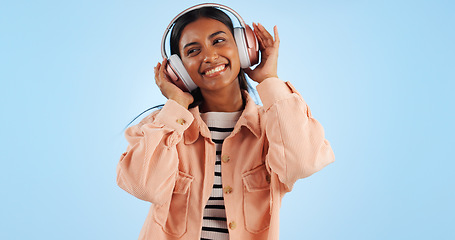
[116,99,194,205]
[257,77,335,192]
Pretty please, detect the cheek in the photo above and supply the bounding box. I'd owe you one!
[181,57,201,76]
[225,46,240,69]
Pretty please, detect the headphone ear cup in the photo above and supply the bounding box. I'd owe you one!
[165,59,179,82]
[167,54,198,92]
[244,24,259,66]
[234,28,250,68]
[234,26,259,69]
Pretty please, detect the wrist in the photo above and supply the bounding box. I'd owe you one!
[170,96,192,109]
[256,74,278,83]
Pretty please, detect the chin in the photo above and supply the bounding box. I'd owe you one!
[198,73,240,92]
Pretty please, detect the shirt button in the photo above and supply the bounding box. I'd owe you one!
[221,155,230,163]
[176,118,186,125]
[229,221,237,230]
[224,186,233,194]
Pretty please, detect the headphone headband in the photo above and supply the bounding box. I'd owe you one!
[161,3,248,59]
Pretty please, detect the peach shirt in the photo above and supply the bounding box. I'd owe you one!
[117,78,335,239]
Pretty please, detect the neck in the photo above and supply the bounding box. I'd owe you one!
[199,81,244,113]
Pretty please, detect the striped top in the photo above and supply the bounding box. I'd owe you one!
[199,111,242,240]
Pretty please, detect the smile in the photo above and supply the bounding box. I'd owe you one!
[203,64,226,76]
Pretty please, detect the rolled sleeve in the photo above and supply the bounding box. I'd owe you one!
[256,77,299,110]
[154,99,194,134]
[259,77,334,191]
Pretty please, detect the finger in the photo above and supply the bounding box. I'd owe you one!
[160,58,168,71]
[243,66,258,81]
[258,23,273,38]
[159,59,168,78]
[254,23,268,43]
[253,23,265,50]
[253,23,266,50]
[154,61,161,70]
[255,24,276,56]
[156,59,169,86]
[243,66,252,75]
[273,25,280,46]
[257,23,274,45]
[155,62,161,83]
[256,23,273,51]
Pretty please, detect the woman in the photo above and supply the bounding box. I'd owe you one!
[117,4,335,240]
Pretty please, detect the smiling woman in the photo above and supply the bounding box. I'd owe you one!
[178,17,243,113]
[116,3,335,240]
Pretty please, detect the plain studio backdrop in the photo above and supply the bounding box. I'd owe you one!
[1,0,453,239]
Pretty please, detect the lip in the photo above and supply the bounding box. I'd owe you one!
[200,63,229,77]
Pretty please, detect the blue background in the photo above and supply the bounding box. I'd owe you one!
[1,0,453,239]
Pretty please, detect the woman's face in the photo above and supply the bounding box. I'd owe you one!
[179,17,241,93]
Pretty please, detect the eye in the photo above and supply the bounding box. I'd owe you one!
[186,48,199,56]
[213,38,225,45]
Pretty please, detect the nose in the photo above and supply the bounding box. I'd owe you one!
[203,47,218,63]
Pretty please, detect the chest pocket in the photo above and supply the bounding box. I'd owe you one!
[153,171,194,237]
[242,164,271,233]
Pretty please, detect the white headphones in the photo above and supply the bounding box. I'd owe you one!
[161,3,259,92]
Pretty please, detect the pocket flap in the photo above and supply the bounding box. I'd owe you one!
[242,164,271,192]
[174,171,194,194]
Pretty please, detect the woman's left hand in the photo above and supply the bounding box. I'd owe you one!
[244,23,280,83]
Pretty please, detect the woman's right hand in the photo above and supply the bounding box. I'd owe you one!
[154,59,194,109]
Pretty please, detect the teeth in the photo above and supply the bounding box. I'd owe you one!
[205,65,225,75]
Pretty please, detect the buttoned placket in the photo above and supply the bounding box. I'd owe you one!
[221,137,237,234]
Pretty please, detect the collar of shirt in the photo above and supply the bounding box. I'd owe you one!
[184,91,261,144]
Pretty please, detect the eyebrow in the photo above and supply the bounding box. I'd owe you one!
[209,31,226,39]
[183,31,227,50]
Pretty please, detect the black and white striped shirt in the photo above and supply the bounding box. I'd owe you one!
[200,111,242,240]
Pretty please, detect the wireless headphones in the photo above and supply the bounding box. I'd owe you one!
[161,3,259,92]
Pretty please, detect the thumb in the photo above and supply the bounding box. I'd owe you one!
[243,67,261,83]
[243,67,253,77]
